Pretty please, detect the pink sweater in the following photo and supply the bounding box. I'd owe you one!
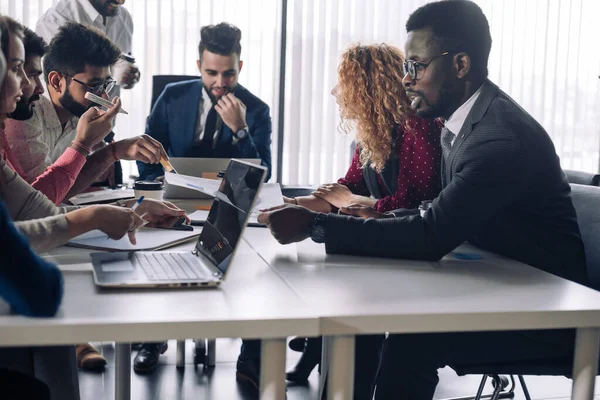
[1,129,86,205]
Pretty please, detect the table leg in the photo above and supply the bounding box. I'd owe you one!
[319,336,331,399]
[571,327,600,400]
[259,338,286,400]
[327,335,355,400]
[176,340,186,368]
[115,343,131,400]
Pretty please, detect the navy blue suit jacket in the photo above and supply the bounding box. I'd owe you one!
[137,79,272,180]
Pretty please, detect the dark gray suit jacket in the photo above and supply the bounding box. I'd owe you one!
[322,80,587,286]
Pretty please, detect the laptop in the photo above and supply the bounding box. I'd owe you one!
[91,159,267,288]
[163,157,261,199]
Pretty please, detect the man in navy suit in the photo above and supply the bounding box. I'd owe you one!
[137,22,272,181]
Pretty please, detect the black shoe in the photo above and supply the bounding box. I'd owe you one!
[236,356,260,393]
[286,337,321,383]
[288,336,306,352]
[133,342,168,374]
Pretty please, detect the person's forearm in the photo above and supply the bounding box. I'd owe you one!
[348,194,378,208]
[65,146,115,199]
[64,207,100,238]
[296,195,333,213]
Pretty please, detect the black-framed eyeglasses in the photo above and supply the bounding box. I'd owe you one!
[403,52,450,81]
[63,75,117,96]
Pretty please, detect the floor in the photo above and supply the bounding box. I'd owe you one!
[79,339,600,400]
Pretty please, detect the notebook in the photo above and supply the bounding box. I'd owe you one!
[90,159,267,288]
[67,227,200,251]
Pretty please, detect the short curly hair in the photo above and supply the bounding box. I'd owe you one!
[337,43,414,171]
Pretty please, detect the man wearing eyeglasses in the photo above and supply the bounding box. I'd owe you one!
[5,22,167,208]
[257,1,587,398]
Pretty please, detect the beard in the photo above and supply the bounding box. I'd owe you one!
[203,82,237,104]
[414,80,457,120]
[8,94,39,120]
[59,86,91,118]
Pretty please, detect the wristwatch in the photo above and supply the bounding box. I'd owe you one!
[310,213,328,243]
[234,127,248,140]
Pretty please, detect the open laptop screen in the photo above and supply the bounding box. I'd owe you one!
[194,160,266,275]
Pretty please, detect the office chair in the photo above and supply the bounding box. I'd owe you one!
[444,183,600,400]
[150,75,198,110]
[564,170,600,187]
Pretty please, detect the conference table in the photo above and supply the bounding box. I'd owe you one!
[244,227,600,400]
[5,237,318,400]
[1,197,600,400]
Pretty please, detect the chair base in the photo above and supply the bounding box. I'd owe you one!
[174,339,216,369]
[441,374,531,400]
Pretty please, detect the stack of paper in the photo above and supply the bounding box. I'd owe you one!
[69,188,135,205]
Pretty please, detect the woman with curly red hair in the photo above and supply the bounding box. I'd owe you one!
[286,43,442,215]
[285,43,442,384]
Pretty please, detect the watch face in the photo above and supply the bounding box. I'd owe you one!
[236,128,248,139]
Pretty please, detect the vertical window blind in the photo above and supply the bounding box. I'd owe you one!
[2,0,599,185]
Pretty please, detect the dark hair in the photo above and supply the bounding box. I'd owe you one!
[406,0,492,77]
[22,26,47,59]
[0,16,24,61]
[198,22,242,60]
[43,22,121,83]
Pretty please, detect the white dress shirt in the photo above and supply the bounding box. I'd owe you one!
[36,0,134,92]
[443,85,483,146]
[36,0,133,54]
[194,87,223,148]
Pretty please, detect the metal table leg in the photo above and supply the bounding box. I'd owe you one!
[319,336,331,399]
[327,335,355,400]
[115,343,131,400]
[176,340,186,368]
[571,327,600,400]
[259,338,286,400]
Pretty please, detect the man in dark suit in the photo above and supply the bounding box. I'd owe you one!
[137,22,272,181]
[258,1,587,398]
[133,23,271,376]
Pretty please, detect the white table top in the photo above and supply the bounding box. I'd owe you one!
[0,237,318,347]
[243,228,600,336]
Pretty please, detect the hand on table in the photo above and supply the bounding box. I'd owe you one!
[257,204,317,245]
[123,198,188,228]
[312,183,354,209]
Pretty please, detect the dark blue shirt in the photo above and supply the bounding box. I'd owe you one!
[0,200,63,317]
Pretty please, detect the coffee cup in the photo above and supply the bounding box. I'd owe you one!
[113,53,136,86]
[133,180,163,201]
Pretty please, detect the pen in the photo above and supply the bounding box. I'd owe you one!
[106,196,145,240]
[160,157,178,174]
[131,195,145,211]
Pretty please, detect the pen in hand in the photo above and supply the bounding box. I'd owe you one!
[131,195,145,212]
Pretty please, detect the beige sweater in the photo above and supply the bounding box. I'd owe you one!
[0,159,79,252]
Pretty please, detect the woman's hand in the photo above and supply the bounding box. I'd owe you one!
[123,198,188,228]
[312,183,355,208]
[66,205,146,245]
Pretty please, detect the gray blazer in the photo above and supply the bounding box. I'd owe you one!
[321,80,587,286]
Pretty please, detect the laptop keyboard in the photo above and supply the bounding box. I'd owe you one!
[135,253,212,281]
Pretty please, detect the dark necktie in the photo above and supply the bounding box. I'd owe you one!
[440,126,454,187]
[202,106,218,149]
